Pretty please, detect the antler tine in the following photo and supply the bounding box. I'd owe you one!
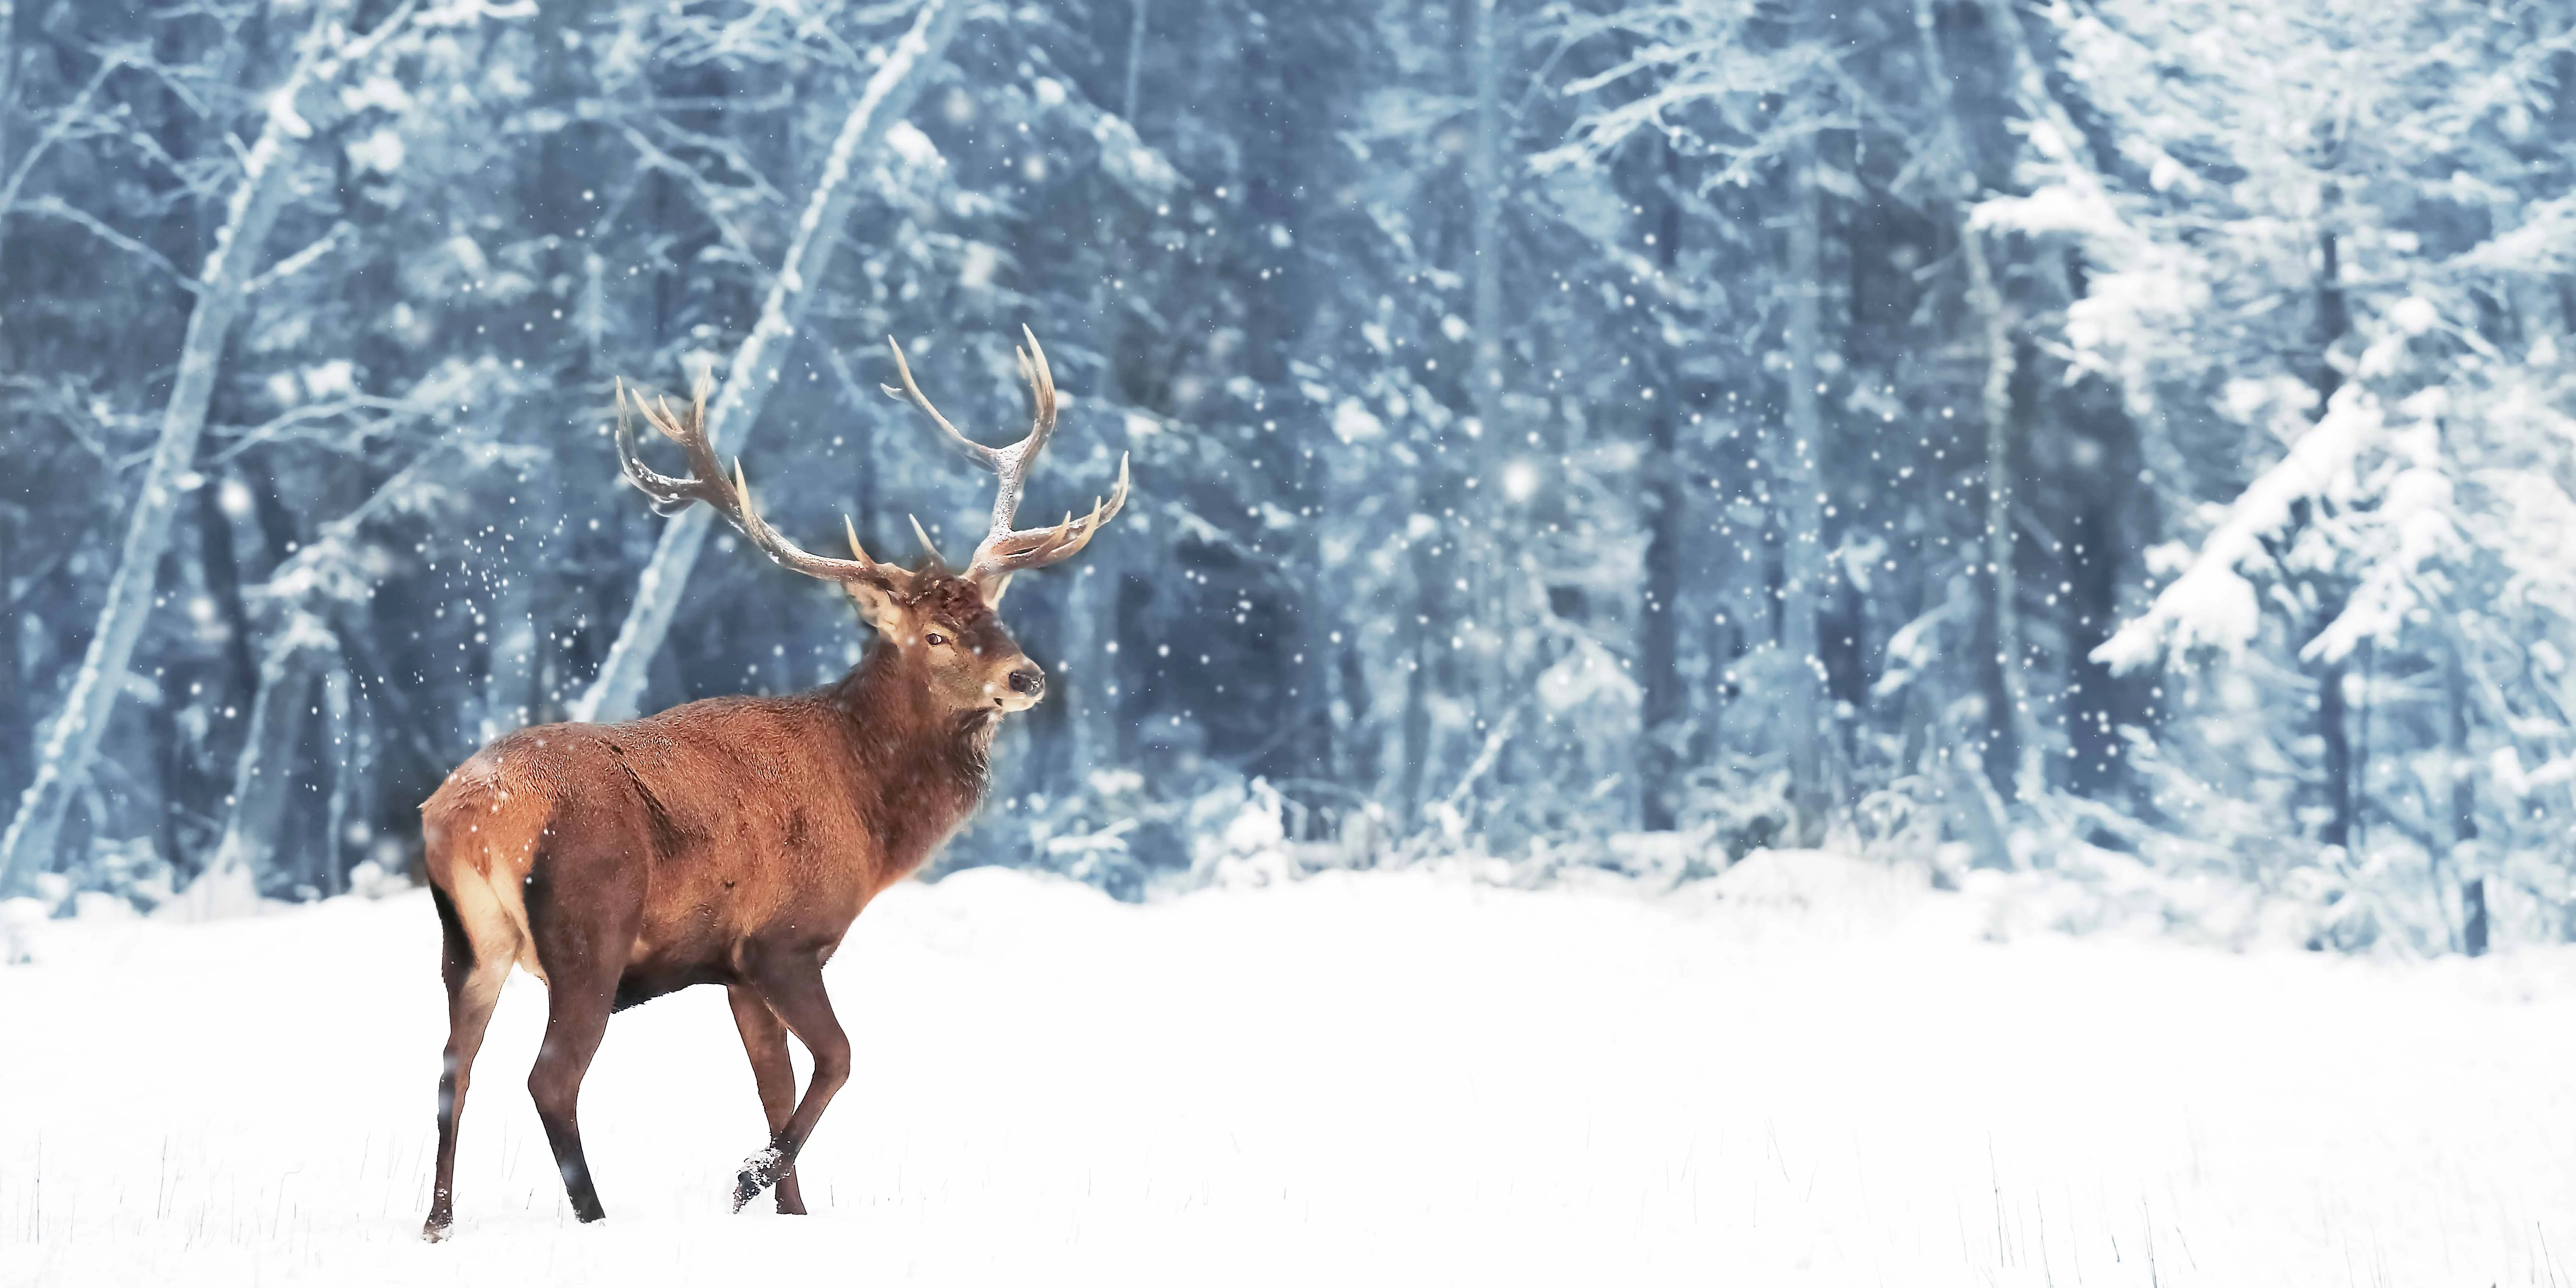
[614,379,726,518]
[875,329,1124,586]
[907,514,953,576]
[612,373,903,590]
[729,456,906,587]
[882,337,1002,469]
[1012,324,1058,469]
[969,452,1131,580]
[968,327,1065,571]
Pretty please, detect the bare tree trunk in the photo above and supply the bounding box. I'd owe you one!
[0,0,16,180]
[1918,0,2042,815]
[2352,637,2371,859]
[2462,877,2490,957]
[0,0,399,894]
[2445,642,2481,952]
[1639,154,1684,831]
[1123,0,1149,124]
[1399,584,1432,831]
[574,0,968,725]
[1058,544,1125,785]
[192,620,336,910]
[1465,0,1513,735]
[1961,229,2042,803]
[2311,228,2355,849]
[319,663,353,894]
[194,479,263,718]
[2317,606,2352,852]
[1779,139,1834,845]
[1469,0,1503,432]
[0,511,23,811]
[1642,401,1682,831]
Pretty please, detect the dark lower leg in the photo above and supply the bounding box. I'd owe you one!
[426,983,502,1237]
[732,960,850,1213]
[425,894,504,1242]
[728,984,806,1215]
[528,991,613,1222]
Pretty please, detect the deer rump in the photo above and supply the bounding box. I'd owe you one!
[422,692,948,1010]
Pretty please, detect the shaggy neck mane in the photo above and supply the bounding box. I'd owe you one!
[825,639,994,881]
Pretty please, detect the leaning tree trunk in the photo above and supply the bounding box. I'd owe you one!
[1778,140,1835,846]
[0,0,398,895]
[574,0,969,725]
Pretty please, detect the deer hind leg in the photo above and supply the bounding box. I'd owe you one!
[730,952,850,1213]
[726,983,807,1215]
[425,885,510,1243]
[527,981,614,1222]
[522,854,631,1224]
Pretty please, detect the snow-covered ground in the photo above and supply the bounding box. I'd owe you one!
[3,853,2572,1287]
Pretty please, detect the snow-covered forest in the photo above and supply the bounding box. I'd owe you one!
[4,0,2572,955]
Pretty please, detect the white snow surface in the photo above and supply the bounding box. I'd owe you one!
[4,853,2572,1286]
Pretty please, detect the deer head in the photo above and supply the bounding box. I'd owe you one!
[614,327,1129,717]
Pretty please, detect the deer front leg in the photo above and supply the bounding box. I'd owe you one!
[726,982,807,1214]
[732,953,850,1213]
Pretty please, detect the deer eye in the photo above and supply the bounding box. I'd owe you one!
[924,632,948,647]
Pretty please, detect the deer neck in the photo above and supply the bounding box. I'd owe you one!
[828,643,997,880]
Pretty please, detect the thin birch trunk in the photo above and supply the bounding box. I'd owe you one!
[574,0,968,725]
[0,0,16,181]
[1468,0,1503,433]
[1779,139,1834,845]
[1059,549,1124,785]
[319,663,353,895]
[0,0,400,894]
[1123,0,1148,124]
[1465,0,1522,808]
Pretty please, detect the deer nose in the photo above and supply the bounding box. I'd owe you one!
[1007,667,1046,697]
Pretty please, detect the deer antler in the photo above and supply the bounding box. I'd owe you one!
[614,371,909,592]
[882,327,1130,586]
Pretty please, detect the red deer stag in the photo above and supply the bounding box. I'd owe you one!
[418,328,1127,1241]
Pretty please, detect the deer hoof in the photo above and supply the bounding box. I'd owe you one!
[422,1217,453,1243]
[732,1146,782,1213]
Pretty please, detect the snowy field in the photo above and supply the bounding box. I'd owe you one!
[3,853,2573,1287]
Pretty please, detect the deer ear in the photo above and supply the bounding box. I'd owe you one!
[848,581,901,631]
[977,571,1015,610]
